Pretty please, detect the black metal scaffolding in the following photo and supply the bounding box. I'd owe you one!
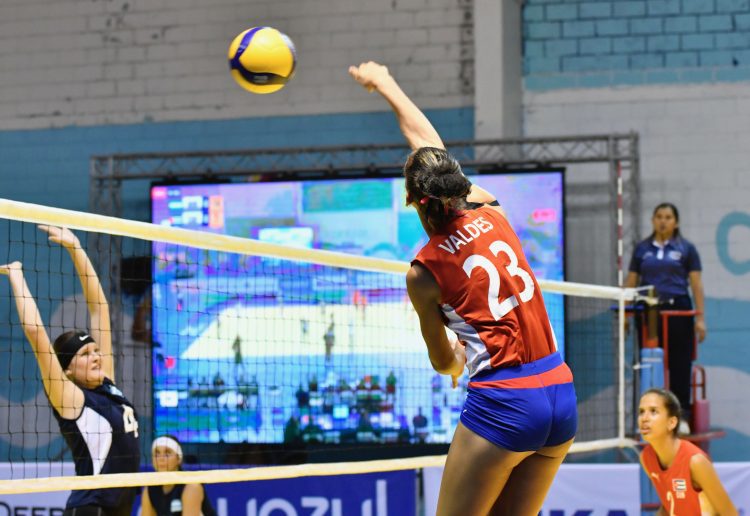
[89,133,641,443]
[91,133,641,284]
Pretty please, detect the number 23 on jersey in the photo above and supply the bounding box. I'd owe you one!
[462,240,535,320]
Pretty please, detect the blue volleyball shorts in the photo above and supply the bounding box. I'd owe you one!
[460,352,578,452]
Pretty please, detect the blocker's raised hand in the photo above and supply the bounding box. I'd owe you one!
[0,261,22,276]
[38,225,80,249]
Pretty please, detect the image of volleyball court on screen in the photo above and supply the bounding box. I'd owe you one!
[150,172,564,444]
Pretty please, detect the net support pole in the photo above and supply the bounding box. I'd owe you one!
[616,159,624,288]
[630,132,642,251]
[607,136,622,287]
[618,288,626,442]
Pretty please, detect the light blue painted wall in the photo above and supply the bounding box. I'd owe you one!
[0,108,473,214]
[523,0,750,90]
[0,108,474,461]
[523,3,750,461]
[1,103,747,466]
[697,298,750,461]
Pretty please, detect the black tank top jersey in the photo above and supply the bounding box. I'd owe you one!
[53,378,141,510]
[147,484,217,516]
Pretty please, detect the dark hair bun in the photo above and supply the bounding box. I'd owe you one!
[404,147,473,231]
[408,147,471,200]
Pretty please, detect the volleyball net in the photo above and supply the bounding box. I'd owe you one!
[0,199,638,494]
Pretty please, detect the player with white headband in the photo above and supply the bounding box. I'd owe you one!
[141,435,216,516]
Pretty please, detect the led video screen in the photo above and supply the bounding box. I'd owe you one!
[151,171,564,444]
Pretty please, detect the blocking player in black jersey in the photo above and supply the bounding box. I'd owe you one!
[1,226,140,516]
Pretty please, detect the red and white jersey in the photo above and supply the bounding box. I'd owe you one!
[642,440,714,515]
[412,206,557,377]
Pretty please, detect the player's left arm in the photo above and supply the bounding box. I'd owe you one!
[181,484,205,516]
[690,454,737,516]
[140,487,157,516]
[406,264,465,385]
[39,225,115,381]
[467,185,509,219]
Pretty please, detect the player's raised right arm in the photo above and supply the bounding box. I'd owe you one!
[0,262,83,419]
[348,61,506,214]
[348,61,444,151]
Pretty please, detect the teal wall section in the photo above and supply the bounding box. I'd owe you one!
[0,108,474,214]
[690,297,750,461]
[523,0,750,89]
[1,108,747,461]
[563,297,750,461]
[0,108,474,462]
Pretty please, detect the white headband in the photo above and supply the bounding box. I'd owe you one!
[152,436,183,461]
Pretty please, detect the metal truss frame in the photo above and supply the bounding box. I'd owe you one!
[90,133,640,443]
[91,132,641,284]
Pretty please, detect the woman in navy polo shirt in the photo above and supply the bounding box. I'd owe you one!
[626,203,706,430]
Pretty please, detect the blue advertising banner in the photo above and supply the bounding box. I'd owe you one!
[134,470,416,516]
[424,464,641,516]
[3,463,750,515]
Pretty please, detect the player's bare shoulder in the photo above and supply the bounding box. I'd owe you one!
[406,263,438,294]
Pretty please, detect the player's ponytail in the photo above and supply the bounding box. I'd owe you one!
[404,147,471,231]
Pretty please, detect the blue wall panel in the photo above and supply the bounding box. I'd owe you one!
[524,0,750,89]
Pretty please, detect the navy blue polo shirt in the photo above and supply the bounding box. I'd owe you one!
[628,236,702,299]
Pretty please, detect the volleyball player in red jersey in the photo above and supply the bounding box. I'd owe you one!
[349,62,577,515]
[639,389,736,515]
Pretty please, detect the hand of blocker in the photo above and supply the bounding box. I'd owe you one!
[348,61,391,93]
[0,261,23,277]
[38,225,80,250]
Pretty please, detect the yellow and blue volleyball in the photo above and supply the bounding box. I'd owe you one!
[228,27,296,94]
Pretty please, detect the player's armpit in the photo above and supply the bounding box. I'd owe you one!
[52,381,85,421]
[466,184,496,205]
[467,185,510,221]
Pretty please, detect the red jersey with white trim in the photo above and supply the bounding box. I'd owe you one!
[412,206,557,377]
[642,440,712,515]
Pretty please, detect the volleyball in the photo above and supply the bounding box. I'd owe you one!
[227,27,296,94]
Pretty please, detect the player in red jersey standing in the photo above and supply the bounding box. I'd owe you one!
[639,389,736,515]
[349,62,577,515]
